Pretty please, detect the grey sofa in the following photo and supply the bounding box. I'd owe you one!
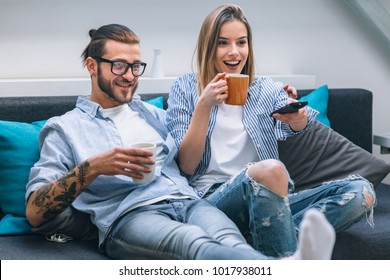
[0,89,389,260]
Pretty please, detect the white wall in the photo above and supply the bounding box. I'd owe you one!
[1,0,390,178]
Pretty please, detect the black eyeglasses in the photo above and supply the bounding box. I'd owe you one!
[93,57,147,77]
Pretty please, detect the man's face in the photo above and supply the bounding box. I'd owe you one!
[92,40,142,108]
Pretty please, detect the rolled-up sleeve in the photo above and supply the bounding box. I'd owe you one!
[25,121,74,201]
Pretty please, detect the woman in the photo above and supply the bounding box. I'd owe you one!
[166,4,375,258]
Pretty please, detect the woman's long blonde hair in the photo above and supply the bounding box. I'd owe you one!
[195,4,255,95]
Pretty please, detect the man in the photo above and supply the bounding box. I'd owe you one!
[25,24,335,260]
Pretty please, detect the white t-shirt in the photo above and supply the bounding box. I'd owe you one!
[102,104,165,164]
[192,103,259,190]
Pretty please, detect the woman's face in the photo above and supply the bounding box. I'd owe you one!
[214,20,249,74]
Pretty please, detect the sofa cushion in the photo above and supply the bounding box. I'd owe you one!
[299,84,331,127]
[299,88,373,153]
[332,183,390,259]
[144,96,164,109]
[0,120,46,235]
[0,215,32,235]
[279,121,390,191]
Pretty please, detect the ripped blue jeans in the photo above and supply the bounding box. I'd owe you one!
[204,168,376,258]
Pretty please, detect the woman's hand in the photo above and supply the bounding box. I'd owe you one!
[198,73,228,107]
[283,84,298,99]
[272,98,308,132]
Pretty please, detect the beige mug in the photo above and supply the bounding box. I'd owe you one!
[225,74,249,106]
[129,142,156,184]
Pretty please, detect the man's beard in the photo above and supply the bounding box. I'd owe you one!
[97,70,138,104]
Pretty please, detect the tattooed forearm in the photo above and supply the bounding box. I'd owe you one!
[34,183,54,208]
[42,202,69,220]
[33,180,77,218]
[32,162,91,221]
[78,161,90,186]
[57,171,77,189]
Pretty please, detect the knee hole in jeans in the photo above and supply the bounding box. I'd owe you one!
[363,187,375,208]
[248,159,289,196]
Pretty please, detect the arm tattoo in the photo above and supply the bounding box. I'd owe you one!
[78,161,90,187]
[33,161,90,221]
[42,182,77,220]
[33,183,53,208]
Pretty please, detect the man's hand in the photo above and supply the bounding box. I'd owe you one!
[88,147,156,180]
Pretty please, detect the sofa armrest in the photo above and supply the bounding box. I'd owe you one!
[298,88,373,153]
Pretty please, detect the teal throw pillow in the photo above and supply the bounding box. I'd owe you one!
[0,214,32,235]
[0,119,46,235]
[299,84,331,127]
[145,96,164,109]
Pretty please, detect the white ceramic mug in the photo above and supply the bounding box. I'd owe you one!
[129,142,156,184]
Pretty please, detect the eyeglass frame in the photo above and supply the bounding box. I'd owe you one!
[92,56,147,77]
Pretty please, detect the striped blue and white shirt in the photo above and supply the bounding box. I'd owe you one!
[165,73,318,185]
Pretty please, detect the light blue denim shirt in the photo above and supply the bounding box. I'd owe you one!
[166,73,319,184]
[26,95,199,247]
